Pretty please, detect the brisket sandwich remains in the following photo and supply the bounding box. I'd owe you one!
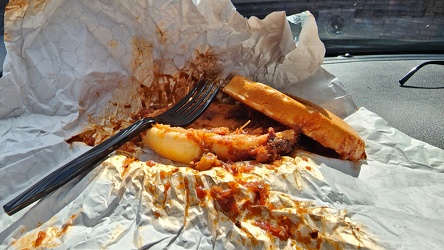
[142,75,366,169]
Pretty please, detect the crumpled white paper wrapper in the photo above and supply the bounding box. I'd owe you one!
[1,0,444,249]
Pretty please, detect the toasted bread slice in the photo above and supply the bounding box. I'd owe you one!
[222,76,366,161]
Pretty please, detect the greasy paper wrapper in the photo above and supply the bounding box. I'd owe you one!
[0,0,443,249]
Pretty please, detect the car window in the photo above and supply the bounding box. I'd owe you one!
[232,0,444,56]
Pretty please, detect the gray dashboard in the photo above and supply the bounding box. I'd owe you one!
[323,55,444,149]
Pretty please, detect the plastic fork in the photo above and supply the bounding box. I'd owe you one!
[3,80,219,216]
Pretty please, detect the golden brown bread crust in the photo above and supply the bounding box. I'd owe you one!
[222,76,366,161]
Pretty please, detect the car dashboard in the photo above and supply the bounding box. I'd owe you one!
[323,54,444,149]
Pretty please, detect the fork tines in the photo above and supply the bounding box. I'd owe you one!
[175,80,218,117]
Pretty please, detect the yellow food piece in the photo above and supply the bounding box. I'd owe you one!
[143,125,202,163]
[142,124,298,164]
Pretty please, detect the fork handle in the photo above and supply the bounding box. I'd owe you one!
[3,118,155,216]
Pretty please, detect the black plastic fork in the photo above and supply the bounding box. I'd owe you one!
[3,80,219,216]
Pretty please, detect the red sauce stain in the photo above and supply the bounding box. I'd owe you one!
[153,211,161,219]
[255,220,289,241]
[194,177,208,206]
[162,182,171,208]
[120,157,136,177]
[146,181,156,195]
[309,229,319,239]
[145,160,156,167]
[177,182,185,189]
[160,168,180,180]
[210,184,240,221]
[33,231,46,247]
[295,230,322,248]
[237,162,255,174]
[193,172,330,248]
[159,170,167,179]
[195,184,207,200]
[58,213,77,237]
[84,135,95,146]
[14,213,78,249]
[5,0,28,13]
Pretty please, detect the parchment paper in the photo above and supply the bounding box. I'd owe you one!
[1,0,443,249]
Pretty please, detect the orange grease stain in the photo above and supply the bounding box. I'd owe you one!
[33,231,46,247]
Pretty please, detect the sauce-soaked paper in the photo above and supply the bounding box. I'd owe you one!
[0,0,443,249]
